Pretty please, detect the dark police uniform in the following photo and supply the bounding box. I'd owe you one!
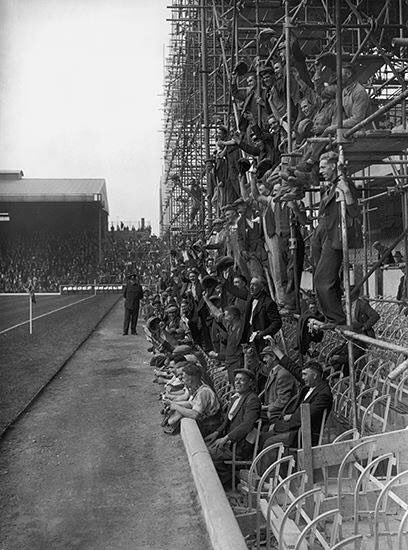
[123,277,144,335]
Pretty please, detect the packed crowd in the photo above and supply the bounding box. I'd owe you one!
[181,44,406,326]
[97,232,165,286]
[141,39,401,483]
[142,225,384,486]
[0,231,100,292]
[0,228,165,293]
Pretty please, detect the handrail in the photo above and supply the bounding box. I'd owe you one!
[308,317,408,357]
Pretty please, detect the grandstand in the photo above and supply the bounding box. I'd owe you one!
[154,1,408,548]
[0,171,108,292]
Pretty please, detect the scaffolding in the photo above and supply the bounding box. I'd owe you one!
[162,0,408,241]
[161,0,408,426]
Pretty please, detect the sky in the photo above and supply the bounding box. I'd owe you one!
[0,0,170,233]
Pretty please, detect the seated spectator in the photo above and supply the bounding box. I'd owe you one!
[163,362,221,437]
[205,368,261,486]
[350,285,380,338]
[161,305,186,345]
[259,345,298,422]
[259,361,332,472]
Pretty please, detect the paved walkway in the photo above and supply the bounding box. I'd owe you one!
[0,302,210,550]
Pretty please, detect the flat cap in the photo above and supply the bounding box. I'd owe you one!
[260,345,276,356]
[215,256,234,273]
[201,275,219,289]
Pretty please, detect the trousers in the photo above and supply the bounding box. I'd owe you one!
[123,306,140,334]
[259,429,298,473]
[264,234,286,305]
[278,233,305,309]
[208,440,252,486]
[311,226,346,324]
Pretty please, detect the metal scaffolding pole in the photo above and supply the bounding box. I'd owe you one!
[335,0,357,431]
[284,0,300,314]
[200,0,212,229]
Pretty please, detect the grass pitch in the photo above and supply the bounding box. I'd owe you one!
[0,293,121,433]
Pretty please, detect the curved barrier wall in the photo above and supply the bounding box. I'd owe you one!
[180,418,247,550]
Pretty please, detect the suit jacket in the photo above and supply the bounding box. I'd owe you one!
[180,281,203,302]
[219,391,261,446]
[244,290,282,341]
[123,282,144,309]
[265,366,298,420]
[317,179,362,250]
[237,216,264,257]
[218,319,245,366]
[274,380,333,444]
[354,298,380,338]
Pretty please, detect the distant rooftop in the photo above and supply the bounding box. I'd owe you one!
[0,175,109,213]
[0,170,24,180]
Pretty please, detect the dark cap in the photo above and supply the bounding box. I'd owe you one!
[256,158,274,180]
[215,256,234,274]
[238,158,251,174]
[202,275,219,290]
[297,118,314,140]
[342,55,359,74]
[259,61,274,74]
[147,316,161,332]
[260,345,276,357]
[315,52,336,71]
[173,344,194,354]
[233,60,249,76]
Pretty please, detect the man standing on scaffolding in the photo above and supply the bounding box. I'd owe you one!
[311,151,362,325]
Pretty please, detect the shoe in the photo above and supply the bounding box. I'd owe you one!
[131,331,137,335]
[123,332,128,335]
[163,424,179,435]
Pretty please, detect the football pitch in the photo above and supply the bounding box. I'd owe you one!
[0,293,96,333]
[0,293,121,433]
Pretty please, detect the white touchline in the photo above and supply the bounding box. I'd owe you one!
[0,295,96,335]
